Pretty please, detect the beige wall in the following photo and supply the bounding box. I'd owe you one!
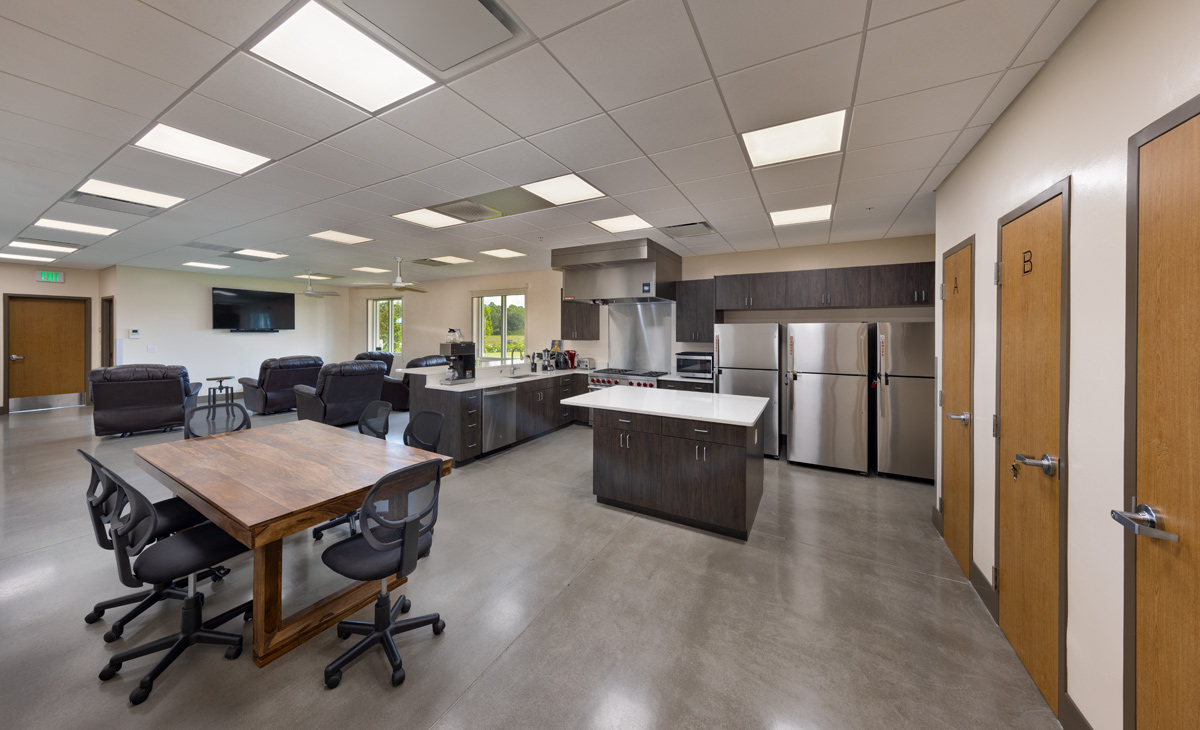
[933,0,1200,724]
[681,235,934,279]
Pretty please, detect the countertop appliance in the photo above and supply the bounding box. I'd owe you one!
[787,323,870,472]
[675,351,714,379]
[440,341,476,384]
[482,385,517,453]
[876,322,935,480]
[714,323,781,457]
[551,239,681,303]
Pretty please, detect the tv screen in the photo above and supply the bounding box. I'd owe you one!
[212,288,295,331]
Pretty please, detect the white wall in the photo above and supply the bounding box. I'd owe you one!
[933,0,1200,724]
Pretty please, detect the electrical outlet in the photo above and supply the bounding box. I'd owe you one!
[146,345,157,353]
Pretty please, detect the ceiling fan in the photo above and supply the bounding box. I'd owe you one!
[301,269,340,298]
[390,257,427,293]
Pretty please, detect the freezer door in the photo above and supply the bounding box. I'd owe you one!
[878,322,935,377]
[714,323,780,370]
[718,367,779,457]
[787,373,868,471]
[877,376,935,479]
[788,323,868,375]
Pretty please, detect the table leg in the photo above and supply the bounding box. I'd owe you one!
[252,540,283,662]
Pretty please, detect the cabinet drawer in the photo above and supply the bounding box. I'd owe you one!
[595,409,661,434]
[661,417,744,446]
[460,432,481,460]
[682,381,713,393]
[660,381,679,390]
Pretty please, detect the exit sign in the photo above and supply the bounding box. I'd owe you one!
[38,270,65,283]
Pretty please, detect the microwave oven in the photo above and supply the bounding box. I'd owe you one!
[674,352,714,379]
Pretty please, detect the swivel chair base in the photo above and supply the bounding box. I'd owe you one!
[85,566,230,642]
[312,511,358,540]
[324,584,444,689]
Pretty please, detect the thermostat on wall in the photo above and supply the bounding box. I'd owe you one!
[129,329,140,339]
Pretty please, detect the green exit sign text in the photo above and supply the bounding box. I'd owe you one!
[38,270,65,283]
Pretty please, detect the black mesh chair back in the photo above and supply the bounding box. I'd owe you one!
[403,410,444,452]
[359,459,443,580]
[80,449,119,550]
[358,400,392,440]
[184,402,252,439]
[101,467,160,590]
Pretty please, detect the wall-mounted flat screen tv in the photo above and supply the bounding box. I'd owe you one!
[212,288,295,331]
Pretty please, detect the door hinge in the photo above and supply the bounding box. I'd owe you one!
[938,497,944,512]
[993,262,1001,285]
[992,566,998,588]
[992,414,998,438]
[938,390,944,407]
[939,282,945,300]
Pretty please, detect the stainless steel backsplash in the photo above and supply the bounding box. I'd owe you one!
[607,302,674,372]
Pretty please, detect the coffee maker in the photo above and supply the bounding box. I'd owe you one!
[439,341,476,384]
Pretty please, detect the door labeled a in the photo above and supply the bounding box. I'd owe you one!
[941,242,973,578]
[8,297,87,404]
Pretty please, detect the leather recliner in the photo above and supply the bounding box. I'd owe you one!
[395,355,449,412]
[295,360,386,426]
[353,351,406,411]
[89,365,202,437]
[238,355,324,414]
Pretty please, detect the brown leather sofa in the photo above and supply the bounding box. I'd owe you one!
[238,355,323,414]
[88,364,202,437]
[353,351,406,411]
[294,360,386,426]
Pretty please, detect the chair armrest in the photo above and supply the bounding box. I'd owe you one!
[238,377,259,390]
[294,384,317,398]
[187,382,202,397]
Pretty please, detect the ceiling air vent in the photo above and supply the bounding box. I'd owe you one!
[430,199,501,222]
[663,221,716,238]
[185,241,238,252]
[64,191,161,217]
[410,258,451,267]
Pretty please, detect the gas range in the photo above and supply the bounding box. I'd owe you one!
[587,368,668,389]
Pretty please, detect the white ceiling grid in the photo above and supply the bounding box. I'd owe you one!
[0,0,1096,283]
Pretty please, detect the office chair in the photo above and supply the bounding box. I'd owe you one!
[183,402,252,439]
[97,467,252,705]
[320,458,446,689]
[79,450,228,642]
[403,410,445,452]
[312,401,394,540]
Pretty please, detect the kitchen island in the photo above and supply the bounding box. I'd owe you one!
[561,388,768,540]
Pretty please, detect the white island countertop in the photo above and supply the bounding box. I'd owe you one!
[395,364,592,392]
[561,388,767,427]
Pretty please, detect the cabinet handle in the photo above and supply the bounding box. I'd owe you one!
[922,290,926,302]
[619,418,631,423]
[626,434,632,449]
[467,409,477,415]
[468,443,477,448]
[913,291,917,302]
[703,446,707,462]
[694,428,708,433]
[467,423,477,428]
[695,444,699,460]
[619,433,625,448]
[749,296,753,306]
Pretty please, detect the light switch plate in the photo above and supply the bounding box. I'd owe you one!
[146,345,157,353]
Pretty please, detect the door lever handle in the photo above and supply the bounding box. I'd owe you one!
[1111,504,1180,542]
[946,411,970,426]
[9,355,23,361]
[1014,453,1058,477]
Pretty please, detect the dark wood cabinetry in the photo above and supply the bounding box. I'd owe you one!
[561,299,600,340]
[825,265,873,307]
[660,380,714,393]
[714,272,789,310]
[786,269,826,308]
[870,262,935,306]
[703,260,933,313]
[675,279,715,342]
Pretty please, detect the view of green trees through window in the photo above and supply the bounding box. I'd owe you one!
[370,298,402,354]
[476,293,525,364]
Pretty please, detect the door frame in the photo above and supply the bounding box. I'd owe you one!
[935,236,975,553]
[101,296,114,367]
[2,293,93,414]
[993,177,1071,714]
[1122,90,1200,730]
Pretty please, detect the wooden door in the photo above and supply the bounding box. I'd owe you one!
[7,296,88,400]
[786,269,825,308]
[941,241,974,577]
[1130,107,1200,730]
[996,187,1066,715]
[826,266,872,307]
[101,297,114,367]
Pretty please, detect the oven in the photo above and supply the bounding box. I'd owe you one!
[674,352,714,380]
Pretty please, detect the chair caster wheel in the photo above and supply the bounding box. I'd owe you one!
[225,644,242,660]
[84,610,103,624]
[391,668,405,686]
[312,530,323,540]
[325,671,341,689]
[129,685,151,705]
[104,625,123,643]
[336,629,351,640]
[432,619,445,636]
[243,610,253,622]
[400,597,411,614]
[98,663,120,681]
[211,574,223,583]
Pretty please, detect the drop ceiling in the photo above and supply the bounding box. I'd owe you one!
[0,0,1097,284]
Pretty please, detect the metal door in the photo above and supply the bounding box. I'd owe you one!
[879,322,935,377]
[718,367,779,457]
[788,372,867,471]
[789,323,868,375]
[878,375,935,479]
[714,323,779,370]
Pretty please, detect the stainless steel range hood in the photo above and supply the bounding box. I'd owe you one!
[551,238,681,304]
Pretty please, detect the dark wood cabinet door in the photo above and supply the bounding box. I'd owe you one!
[516,392,539,441]
[786,269,826,308]
[660,435,702,518]
[713,275,750,310]
[747,272,790,309]
[696,441,745,528]
[870,263,914,306]
[907,261,935,305]
[826,266,872,308]
[675,279,715,342]
[561,300,600,340]
[593,427,625,500]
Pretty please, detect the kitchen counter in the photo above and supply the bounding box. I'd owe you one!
[561,388,765,427]
[396,365,593,393]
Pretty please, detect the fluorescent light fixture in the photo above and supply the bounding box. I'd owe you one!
[78,179,184,209]
[251,1,434,112]
[592,215,653,234]
[295,274,331,280]
[135,124,269,174]
[431,256,473,264]
[742,110,847,167]
[0,252,56,262]
[309,230,373,244]
[183,261,230,269]
[392,209,464,229]
[233,249,288,259]
[34,218,117,236]
[520,174,604,206]
[353,266,390,273]
[479,248,526,258]
[769,204,832,227]
[9,241,79,253]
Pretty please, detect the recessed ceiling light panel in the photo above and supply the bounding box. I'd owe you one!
[520,174,604,206]
[136,124,270,174]
[430,256,473,264]
[0,252,56,262]
[592,215,653,234]
[233,249,288,259]
[9,240,79,253]
[479,248,525,258]
[769,204,832,227]
[742,110,846,167]
[295,273,332,280]
[393,209,464,229]
[353,266,391,273]
[34,218,117,236]
[309,230,373,244]
[252,1,434,112]
[183,261,230,269]
[78,179,184,209]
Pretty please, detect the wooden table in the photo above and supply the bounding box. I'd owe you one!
[133,420,453,667]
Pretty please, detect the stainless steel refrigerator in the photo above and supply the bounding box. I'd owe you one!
[714,323,781,457]
[787,323,870,472]
[876,322,935,480]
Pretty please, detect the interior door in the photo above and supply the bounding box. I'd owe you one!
[941,241,974,577]
[997,188,1066,715]
[7,296,88,404]
[1129,107,1200,730]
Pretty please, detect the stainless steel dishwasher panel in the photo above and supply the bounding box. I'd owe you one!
[482,385,517,453]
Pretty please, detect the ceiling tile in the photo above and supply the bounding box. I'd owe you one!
[578,157,671,195]
[941,125,991,165]
[694,196,765,221]
[0,108,119,163]
[684,240,736,256]
[849,73,999,149]
[106,145,241,190]
[0,136,104,178]
[295,200,377,224]
[761,184,837,212]
[841,131,956,179]
[1015,0,1099,65]
[719,35,861,133]
[141,0,292,46]
[463,140,569,186]
[161,93,314,161]
[328,189,407,216]
[0,71,149,143]
[970,63,1044,126]
[887,191,935,237]
[367,177,457,208]
[724,228,779,251]
[284,143,398,187]
[544,0,711,110]
[829,214,896,243]
[559,197,633,221]
[687,0,869,75]
[444,223,504,241]
[449,45,601,136]
[677,171,758,205]
[641,206,703,227]
[379,88,518,158]
[541,222,603,240]
[218,177,319,209]
[868,0,960,28]
[650,136,748,184]
[774,220,831,247]
[325,119,450,176]
[856,0,1053,103]
[615,185,691,214]
[711,213,772,233]
[516,207,584,229]
[610,82,733,154]
[248,162,356,199]
[197,53,368,140]
[528,115,642,171]
[752,154,843,194]
[833,193,911,220]
[410,160,506,198]
[194,189,289,218]
[477,216,542,235]
[498,0,624,37]
[837,168,927,202]
[919,164,955,193]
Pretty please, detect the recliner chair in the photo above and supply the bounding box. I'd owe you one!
[392,355,450,412]
[354,351,406,411]
[238,355,323,414]
[89,365,201,437]
[295,360,386,426]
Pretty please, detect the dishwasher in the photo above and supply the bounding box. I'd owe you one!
[482,385,517,453]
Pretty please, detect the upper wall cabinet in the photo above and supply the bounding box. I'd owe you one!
[707,261,932,312]
[676,279,715,343]
[562,299,600,340]
[713,272,790,310]
[869,262,935,307]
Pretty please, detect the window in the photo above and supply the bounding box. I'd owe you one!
[369,298,403,355]
[473,292,526,365]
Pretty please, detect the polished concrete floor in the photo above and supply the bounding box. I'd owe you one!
[0,406,1060,730]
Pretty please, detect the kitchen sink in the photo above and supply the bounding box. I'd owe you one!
[503,373,541,380]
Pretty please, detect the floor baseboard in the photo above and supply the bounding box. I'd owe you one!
[970,561,999,622]
[931,504,944,535]
[1059,692,1095,730]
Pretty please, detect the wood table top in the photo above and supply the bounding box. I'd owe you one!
[134,420,452,544]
